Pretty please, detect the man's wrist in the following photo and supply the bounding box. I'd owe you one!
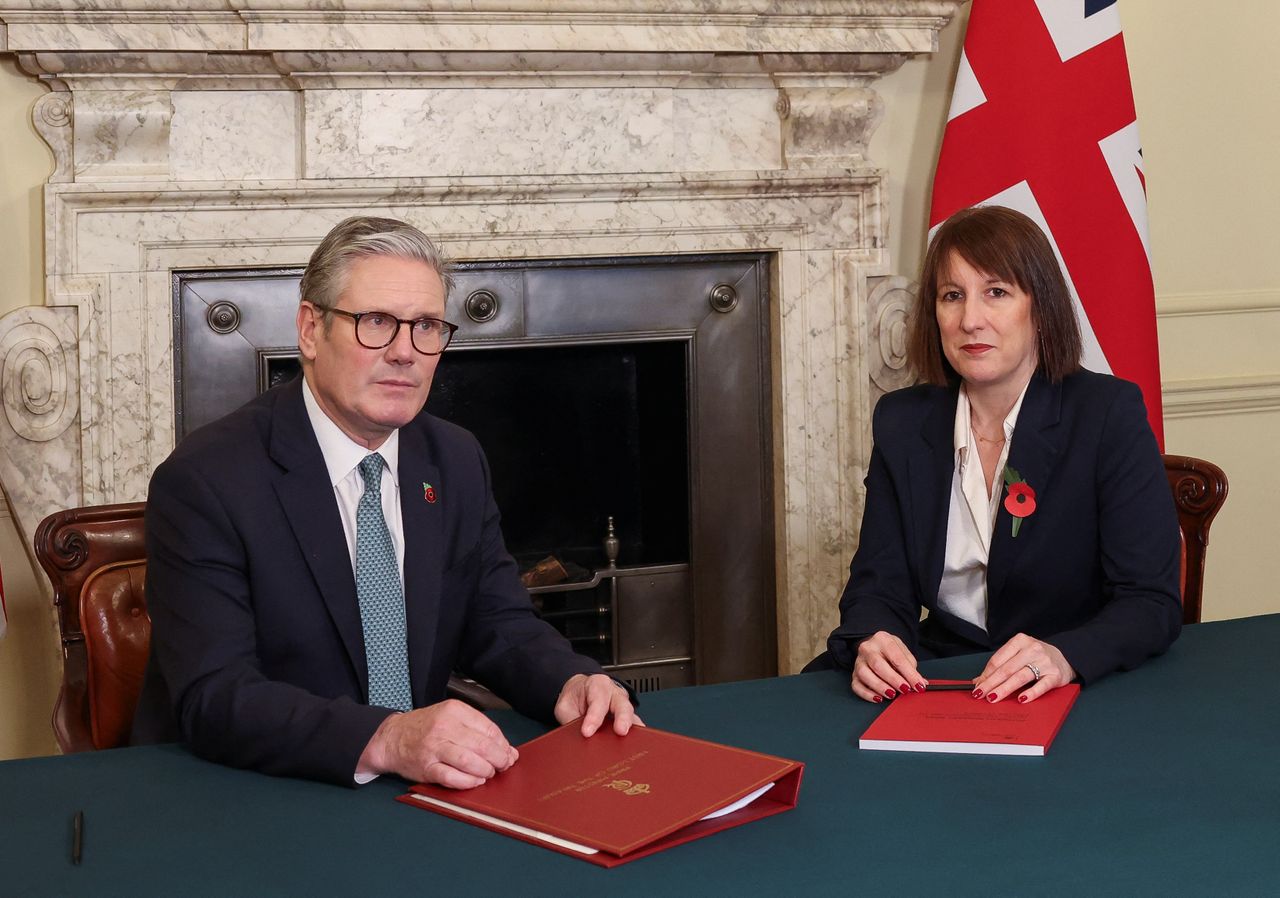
[355,712,400,780]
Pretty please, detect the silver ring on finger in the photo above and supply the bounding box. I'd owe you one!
[1025,663,1042,681]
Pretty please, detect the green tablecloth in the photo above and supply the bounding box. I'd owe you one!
[3,615,1278,896]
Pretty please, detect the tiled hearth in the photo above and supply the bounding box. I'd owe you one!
[0,1,961,673]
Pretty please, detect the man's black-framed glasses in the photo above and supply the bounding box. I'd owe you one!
[328,308,459,355]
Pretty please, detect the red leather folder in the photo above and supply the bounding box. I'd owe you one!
[860,681,1080,756]
[397,721,803,867]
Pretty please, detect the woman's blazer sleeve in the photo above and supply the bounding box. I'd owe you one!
[1046,380,1182,683]
[826,395,930,668]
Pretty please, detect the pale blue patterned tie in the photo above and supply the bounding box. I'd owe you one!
[356,453,412,711]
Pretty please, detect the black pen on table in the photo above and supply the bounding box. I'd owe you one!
[923,682,976,691]
[72,810,83,865]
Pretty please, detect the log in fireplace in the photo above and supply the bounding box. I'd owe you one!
[174,254,775,693]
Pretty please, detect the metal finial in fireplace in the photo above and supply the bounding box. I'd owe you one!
[603,516,619,570]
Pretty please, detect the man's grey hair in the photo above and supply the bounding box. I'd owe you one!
[299,216,454,317]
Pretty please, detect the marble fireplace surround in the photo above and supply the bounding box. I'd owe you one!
[0,0,961,674]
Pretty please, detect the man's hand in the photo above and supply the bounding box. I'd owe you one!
[554,673,641,737]
[357,699,518,789]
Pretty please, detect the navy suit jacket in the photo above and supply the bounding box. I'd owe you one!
[826,370,1181,684]
[132,378,601,784]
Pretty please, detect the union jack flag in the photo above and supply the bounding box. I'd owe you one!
[930,0,1163,446]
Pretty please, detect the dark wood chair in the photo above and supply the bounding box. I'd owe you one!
[1163,454,1229,624]
[35,501,503,754]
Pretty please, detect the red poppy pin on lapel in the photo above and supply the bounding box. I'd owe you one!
[422,482,437,504]
[1002,465,1036,537]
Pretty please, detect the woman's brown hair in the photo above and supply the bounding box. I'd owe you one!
[909,205,1083,385]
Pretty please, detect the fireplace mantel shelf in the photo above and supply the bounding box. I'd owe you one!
[2,1,959,59]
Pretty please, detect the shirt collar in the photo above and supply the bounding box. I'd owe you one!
[954,387,974,459]
[302,377,400,488]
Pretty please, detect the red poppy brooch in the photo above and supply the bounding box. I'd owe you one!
[422,481,437,504]
[1002,465,1036,537]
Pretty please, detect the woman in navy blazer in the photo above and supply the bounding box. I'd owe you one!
[822,206,1181,705]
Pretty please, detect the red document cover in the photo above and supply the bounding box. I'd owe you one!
[859,681,1080,756]
[396,721,803,867]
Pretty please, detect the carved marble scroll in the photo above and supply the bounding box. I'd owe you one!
[0,307,81,543]
[31,91,73,184]
[867,275,918,403]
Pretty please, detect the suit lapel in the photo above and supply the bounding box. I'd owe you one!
[910,388,959,605]
[986,374,1063,612]
[397,422,444,707]
[268,380,368,688]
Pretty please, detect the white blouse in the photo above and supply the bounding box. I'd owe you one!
[935,382,1030,632]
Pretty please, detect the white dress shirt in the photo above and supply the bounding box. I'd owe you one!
[935,382,1030,632]
[302,379,407,784]
[302,378,406,583]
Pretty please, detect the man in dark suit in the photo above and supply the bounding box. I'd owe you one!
[133,216,636,786]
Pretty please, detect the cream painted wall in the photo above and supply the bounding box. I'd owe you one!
[1125,0,1280,621]
[0,55,59,761]
[0,0,1277,759]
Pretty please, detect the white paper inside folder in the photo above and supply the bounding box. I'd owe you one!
[408,780,778,856]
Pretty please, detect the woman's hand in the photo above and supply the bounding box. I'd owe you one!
[852,631,926,703]
[975,633,1075,703]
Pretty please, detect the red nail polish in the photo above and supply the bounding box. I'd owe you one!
[899,683,911,694]
[916,682,927,693]
[986,693,999,703]
[972,689,983,699]
[1018,694,1029,704]
[885,689,896,699]
[873,695,884,703]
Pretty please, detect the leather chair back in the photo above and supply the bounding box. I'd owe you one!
[79,560,149,748]
[34,503,148,753]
